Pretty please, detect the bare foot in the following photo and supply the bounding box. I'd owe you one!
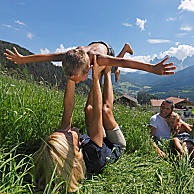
[115,69,120,83]
[124,43,133,55]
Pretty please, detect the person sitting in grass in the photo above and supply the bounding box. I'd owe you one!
[166,112,193,159]
[4,41,175,84]
[150,100,192,159]
[150,100,175,158]
[33,57,126,192]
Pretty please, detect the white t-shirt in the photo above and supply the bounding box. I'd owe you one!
[149,113,171,140]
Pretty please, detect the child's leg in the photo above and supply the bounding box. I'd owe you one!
[182,142,189,155]
[114,43,133,82]
[102,67,126,150]
[173,137,184,156]
[117,43,133,58]
[185,142,194,158]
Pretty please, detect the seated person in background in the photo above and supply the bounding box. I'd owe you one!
[4,41,175,84]
[33,56,125,193]
[166,112,193,158]
[149,100,174,158]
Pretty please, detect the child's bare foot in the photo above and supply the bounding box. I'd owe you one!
[115,69,120,83]
[124,43,133,55]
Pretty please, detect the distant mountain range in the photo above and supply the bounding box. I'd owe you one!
[114,56,194,102]
[150,55,194,71]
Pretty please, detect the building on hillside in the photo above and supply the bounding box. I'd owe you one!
[150,99,164,113]
[114,95,140,108]
[150,97,194,120]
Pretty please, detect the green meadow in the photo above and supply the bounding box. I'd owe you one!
[0,73,193,193]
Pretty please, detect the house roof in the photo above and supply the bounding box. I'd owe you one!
[166,97,186,104]
[150,99,164,107]
[150,97,194,107]
[114,95,138,104]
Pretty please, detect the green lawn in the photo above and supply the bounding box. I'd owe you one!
[0,73,193,193]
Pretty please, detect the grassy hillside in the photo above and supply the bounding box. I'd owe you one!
[0,73,193,193]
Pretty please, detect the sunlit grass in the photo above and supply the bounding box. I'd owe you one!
[0,73,193,193]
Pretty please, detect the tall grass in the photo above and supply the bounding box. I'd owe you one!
[0,73,193,193]
[0,144,34,193]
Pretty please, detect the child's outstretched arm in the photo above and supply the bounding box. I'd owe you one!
[4,47,65,64]
[97,55,176,75]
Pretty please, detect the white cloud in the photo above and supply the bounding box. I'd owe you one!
[136,18,147,31]
[2,24,19,30]
[55,44,76,53]
[159,44,194,60]
[122,23,132,27]
[15,20,26,26]
[27,32,34,39]
[178,0,194,12]
[40,48,50,54]
[175,42,180,46]
[166,17,176,22]
[147,39,171,44]
[180,26,192,31]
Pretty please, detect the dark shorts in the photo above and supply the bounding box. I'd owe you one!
[88,41,118,73]
[175,133,194,144]
[80,135,120,173]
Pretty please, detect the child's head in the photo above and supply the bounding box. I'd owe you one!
[166,112,181,129]
[62,49,90,81]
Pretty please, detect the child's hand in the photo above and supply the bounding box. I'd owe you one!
[4,47,24,64]
[159,150,166,159]
[153,57,176,75]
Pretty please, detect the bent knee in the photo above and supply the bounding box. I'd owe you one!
[84,104,93,115]
[102,104,112,116]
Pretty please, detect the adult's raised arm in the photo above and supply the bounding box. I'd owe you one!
[88,55,103,147]
[61,79,75,129]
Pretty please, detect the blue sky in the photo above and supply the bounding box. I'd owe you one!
[1,0,194,71]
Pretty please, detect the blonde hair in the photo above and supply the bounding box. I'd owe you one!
[33,133,86,192]
[166,111,180,122]
[62,49,90,77]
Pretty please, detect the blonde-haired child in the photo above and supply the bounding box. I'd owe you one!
[166,112,193,158]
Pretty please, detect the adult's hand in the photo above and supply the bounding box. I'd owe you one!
[92,55,104,80]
